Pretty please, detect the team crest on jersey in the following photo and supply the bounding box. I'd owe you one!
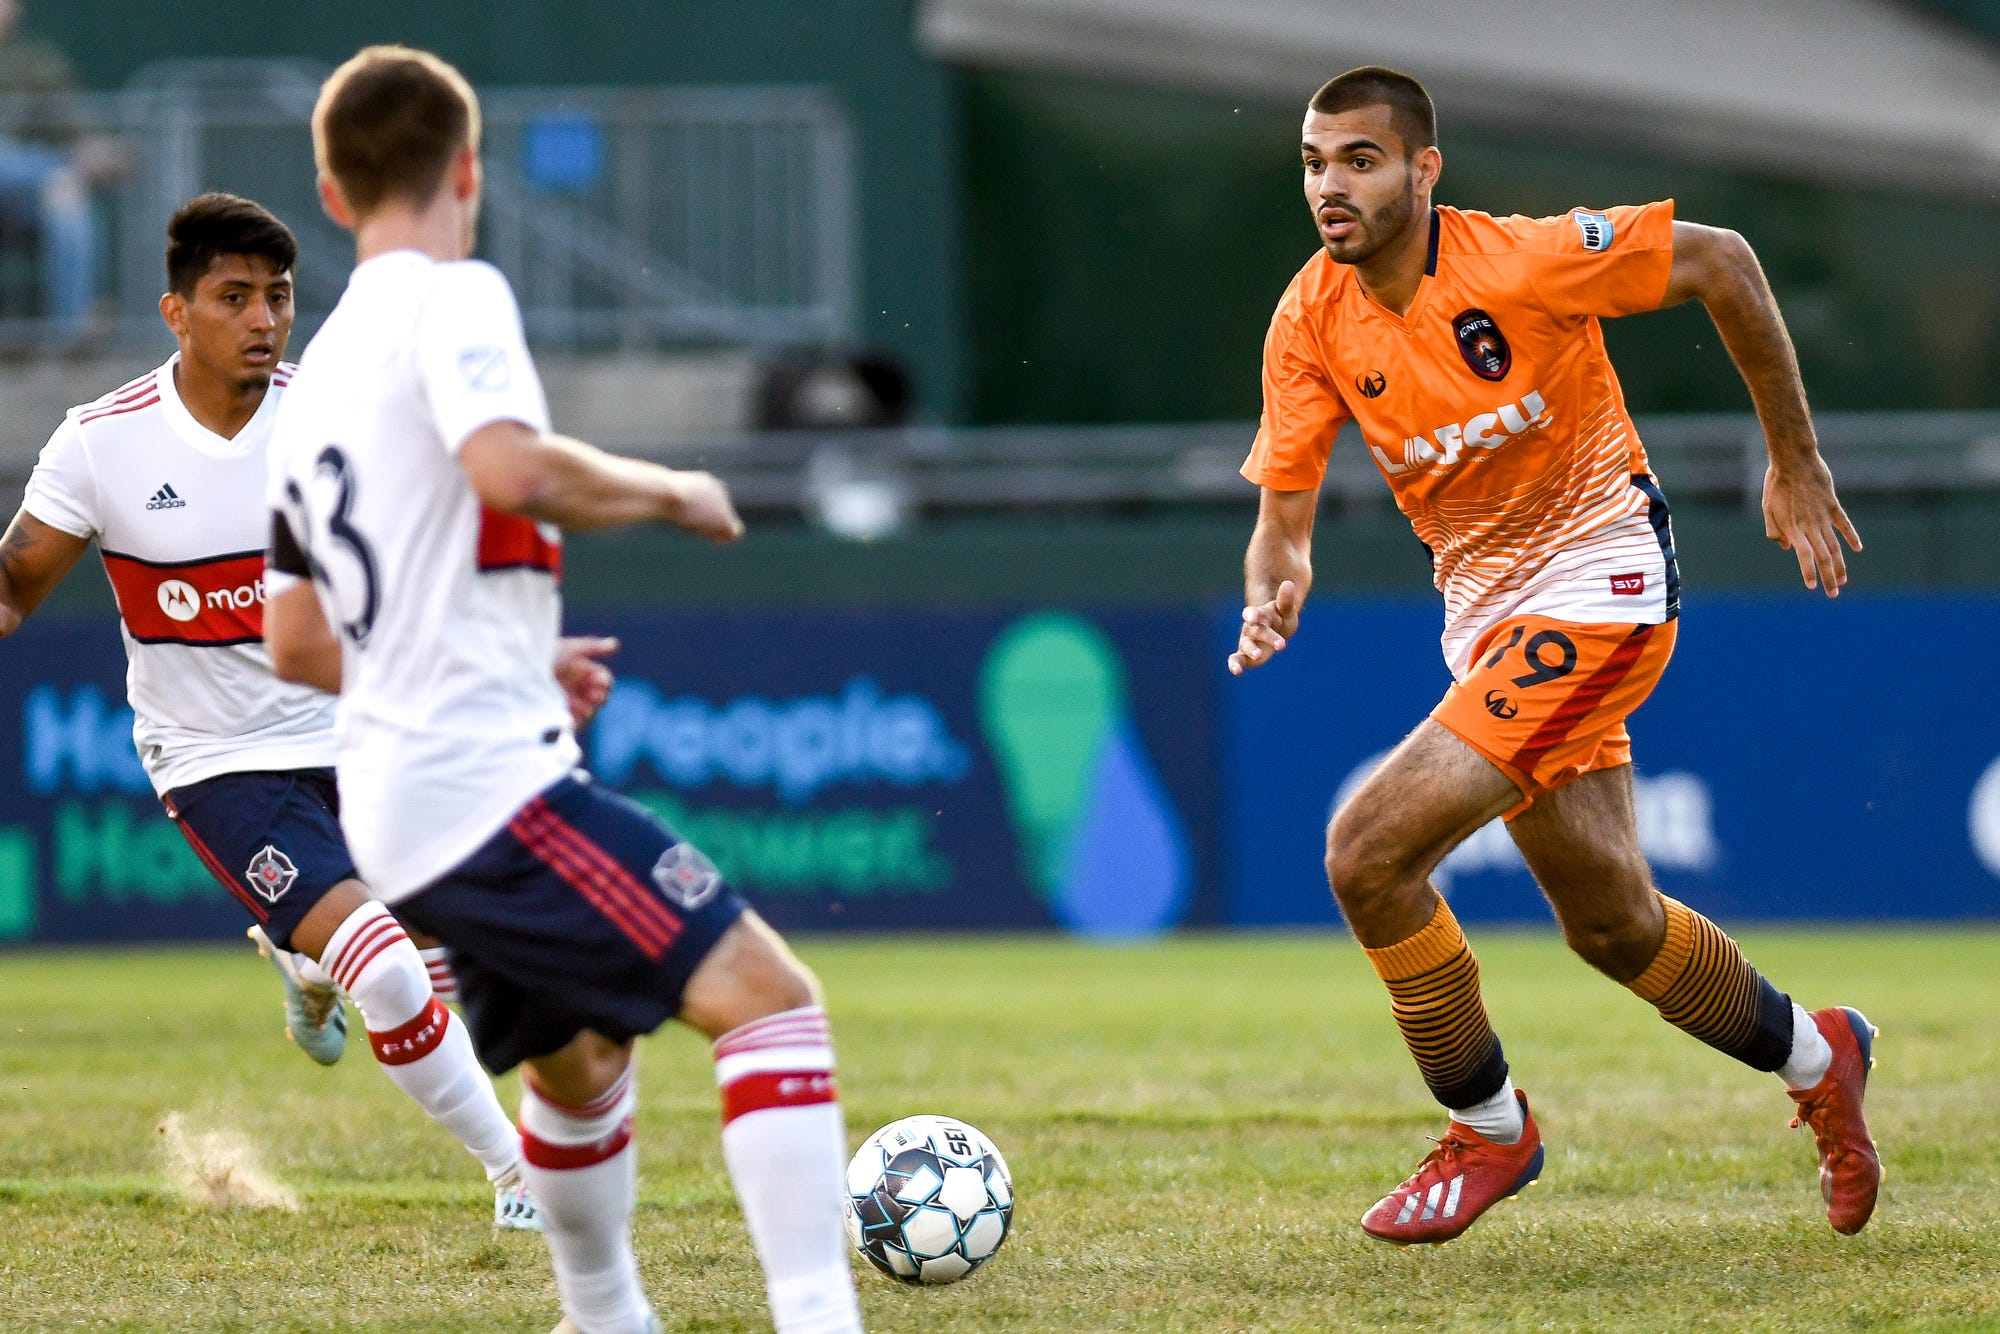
[652,842,723,910]
[1452,308,1511,381]
[245,845,299,903]
[1572,209,1615,252]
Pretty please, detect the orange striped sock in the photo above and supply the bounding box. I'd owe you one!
[1362,897,1510,1109]
[1626,894,1792,1071]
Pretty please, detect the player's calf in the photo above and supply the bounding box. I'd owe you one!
[519,1042,654,1333]
[683,916,861,1334]
[319,898,531,1206]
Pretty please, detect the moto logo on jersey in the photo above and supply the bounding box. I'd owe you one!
[145,483,186,511]
[1368,390,1552,475]
[1452,308,1511,381]
[205,581,266,611]
[1572,209,1615,252]
[157,579,200,622]
[1355,370,1387,399]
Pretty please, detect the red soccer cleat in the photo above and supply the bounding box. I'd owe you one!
[1360,1091,1545,1245]
[1788,1005,1882,1235]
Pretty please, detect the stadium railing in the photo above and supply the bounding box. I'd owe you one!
[0,60,858,354]
[616,412,2000,518]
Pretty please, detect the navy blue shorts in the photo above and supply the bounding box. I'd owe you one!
[393,773,747,1074]
[163,768,360,953]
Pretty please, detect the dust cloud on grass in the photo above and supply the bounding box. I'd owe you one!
[156,1111,298,1211]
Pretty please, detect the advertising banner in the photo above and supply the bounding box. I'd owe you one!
[1221,594,2000,926]
[0,607,1221,944]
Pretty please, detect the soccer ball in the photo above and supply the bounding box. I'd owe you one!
[844,1114,1014,1284]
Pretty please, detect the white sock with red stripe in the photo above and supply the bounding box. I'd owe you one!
[320,901,520,1182]
[714,1006,862,1334]
[519,1065,653,1334]
[418,946,460,1004]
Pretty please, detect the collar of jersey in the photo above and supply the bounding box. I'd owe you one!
[1349,208,1441,332]
[154,351,270,459]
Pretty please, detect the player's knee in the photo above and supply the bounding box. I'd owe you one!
[1559,905,1660,982]
[1323,812,1421,915]
[680,913,822,1040]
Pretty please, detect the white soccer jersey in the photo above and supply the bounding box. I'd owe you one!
[22,356,338,794]
[267,251,575,902]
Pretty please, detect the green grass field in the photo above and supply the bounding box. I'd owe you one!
[2,928,1996,1332]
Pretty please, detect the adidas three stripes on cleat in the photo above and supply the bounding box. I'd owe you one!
[1361,1090,1545,1245]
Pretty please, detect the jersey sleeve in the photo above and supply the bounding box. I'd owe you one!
[414,262,552,455]
[1514,200,1676,320]
[264,509,308,595]
[21,416,99,539]
[1240,289,1349,491]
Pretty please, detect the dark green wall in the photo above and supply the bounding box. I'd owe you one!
[32,494,1999,625]
[25,0,965,418]
[962,71,2000,425]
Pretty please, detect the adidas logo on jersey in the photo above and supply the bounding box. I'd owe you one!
[1369,390,1552,475]
[144,483,186,511]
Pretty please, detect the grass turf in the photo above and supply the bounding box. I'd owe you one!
[0,928,1995,1331]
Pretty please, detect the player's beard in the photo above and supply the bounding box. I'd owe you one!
[1322,183,1417,268]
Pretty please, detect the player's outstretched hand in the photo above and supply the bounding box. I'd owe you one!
[1228,579,1303,676]
[669,471,745,544]
[1763,459,1862,598]
[555,635,618,727]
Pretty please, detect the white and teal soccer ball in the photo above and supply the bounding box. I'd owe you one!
[844,1114,1014,1284]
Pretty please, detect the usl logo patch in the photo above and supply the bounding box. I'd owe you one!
[652,842,722,910]
[458,345,511,391]
[245,845,299,903]
[1572,209,1615,252]
[1610,573,1646,595]
[1452,308,1511,381]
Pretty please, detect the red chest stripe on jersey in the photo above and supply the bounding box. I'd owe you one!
[101,548,268,646]
[477,507,562,577]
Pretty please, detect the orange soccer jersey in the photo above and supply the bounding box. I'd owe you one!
[1242,202,1680,677]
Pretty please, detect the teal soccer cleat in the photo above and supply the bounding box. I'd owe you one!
[492,1165,544,1232]
[248,925,348,1066]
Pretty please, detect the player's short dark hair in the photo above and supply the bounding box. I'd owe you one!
[313,45,481,218]
[1308,66,1437,153]
[164,192,297,296]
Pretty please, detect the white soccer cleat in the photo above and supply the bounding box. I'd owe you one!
[492,1167,543,1232]
[248,925,347,1066]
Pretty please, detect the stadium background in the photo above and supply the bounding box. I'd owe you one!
[0,0,1997,947]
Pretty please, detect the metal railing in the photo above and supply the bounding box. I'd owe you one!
[618,412,2000,519]
[0,61,858,353]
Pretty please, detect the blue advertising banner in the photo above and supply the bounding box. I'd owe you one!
[1221,594,2000,925]
[0,607,1221,944]
[0,620,243,945]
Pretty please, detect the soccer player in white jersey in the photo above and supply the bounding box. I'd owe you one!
[263,48,864,1334]
[0,192,563,1230]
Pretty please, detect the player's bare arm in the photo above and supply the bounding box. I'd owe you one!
[0,510,89,637]
[264,579,342,693]
[1660,221,1861,597]
[1230,485,1317,676]
[457,420,744,541]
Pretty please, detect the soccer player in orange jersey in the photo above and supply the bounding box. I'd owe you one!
[1229,67,1880,1244]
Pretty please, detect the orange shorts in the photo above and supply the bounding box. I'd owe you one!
[1431,614,1677,819]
